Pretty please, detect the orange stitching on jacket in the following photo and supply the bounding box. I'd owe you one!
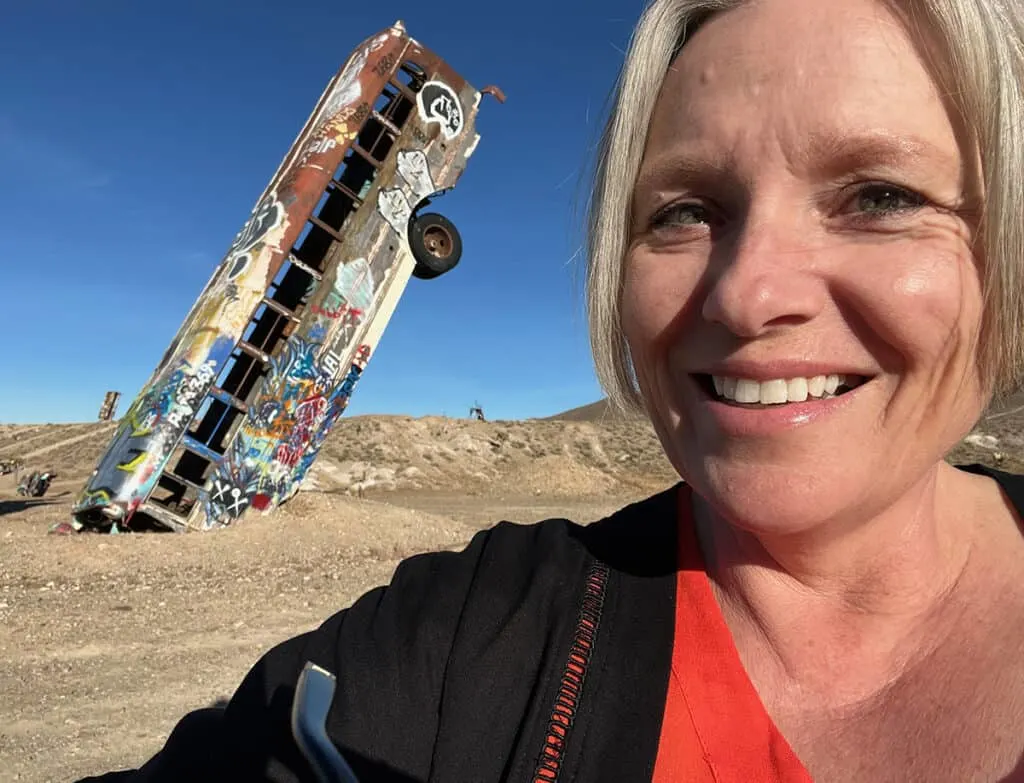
[532,563,609,783]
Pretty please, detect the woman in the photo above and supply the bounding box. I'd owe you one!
[80,0,1024,780]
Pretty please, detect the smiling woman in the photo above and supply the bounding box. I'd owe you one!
[593,0,1024,779]
[74,1,1024,782]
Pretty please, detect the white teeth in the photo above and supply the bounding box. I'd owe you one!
[786,377,809,402]
[759,379,788,405]
[710,373,860,405]
[734,379,761,404]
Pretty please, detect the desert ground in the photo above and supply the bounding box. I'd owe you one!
[1,397,1022,782]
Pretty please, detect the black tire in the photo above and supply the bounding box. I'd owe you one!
[411,264,444,280]
[409,213,462,279]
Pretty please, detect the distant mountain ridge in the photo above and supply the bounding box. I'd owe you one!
[543,398,641,423]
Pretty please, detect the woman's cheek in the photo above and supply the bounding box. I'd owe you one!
[886,252,977,365]
[622,251,700,346]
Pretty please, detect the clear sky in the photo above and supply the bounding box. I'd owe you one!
[0,0,645,424]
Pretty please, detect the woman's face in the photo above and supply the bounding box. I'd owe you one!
[622,0,987,532]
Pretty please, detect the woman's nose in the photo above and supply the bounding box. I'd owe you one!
[701,221,827,338]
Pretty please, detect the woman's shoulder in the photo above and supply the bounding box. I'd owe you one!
[954,463,1024,516]
[445,482,685,586]
[395,481,683,604]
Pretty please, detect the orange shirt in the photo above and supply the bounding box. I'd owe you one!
[652,486,815,782]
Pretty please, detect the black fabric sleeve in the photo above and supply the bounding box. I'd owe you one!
[74,527,493,783]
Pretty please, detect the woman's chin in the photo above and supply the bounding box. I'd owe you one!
[684,458,867,539]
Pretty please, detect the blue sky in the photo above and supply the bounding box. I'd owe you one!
[0,0,644,424]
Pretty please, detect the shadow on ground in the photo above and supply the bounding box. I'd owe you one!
[0,497,63,517]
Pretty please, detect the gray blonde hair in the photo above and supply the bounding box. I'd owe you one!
[586,0,1024,413]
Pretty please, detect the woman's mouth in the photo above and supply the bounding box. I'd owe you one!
[697,374,869,408]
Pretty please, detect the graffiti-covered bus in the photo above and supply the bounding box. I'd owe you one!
[72,21,503,532]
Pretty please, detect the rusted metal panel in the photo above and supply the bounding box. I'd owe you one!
[72,22,498,532]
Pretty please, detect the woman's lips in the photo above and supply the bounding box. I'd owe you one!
[689,372,870,436]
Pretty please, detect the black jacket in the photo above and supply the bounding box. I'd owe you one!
[77,465,1024,782]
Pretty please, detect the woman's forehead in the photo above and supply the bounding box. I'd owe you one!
[643,0,961,177]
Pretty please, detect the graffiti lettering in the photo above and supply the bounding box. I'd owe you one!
[163,359,217,431]
[372,52,397,77]
[351,102,370,127]
[305,102,371,166]
[305,137,337,158]
[311,302,363,321]
[274,444,301,468]
[312,303,338,319]
[320,342,368,380]
[273,393,328,469]
[416,81,463,140]
[326,322,359,368]
[322,351,341,379]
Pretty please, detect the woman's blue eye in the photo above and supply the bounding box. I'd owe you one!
[853,184,926,215]
[652,203,711,227]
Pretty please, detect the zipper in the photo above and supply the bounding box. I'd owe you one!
[531,562,610,782]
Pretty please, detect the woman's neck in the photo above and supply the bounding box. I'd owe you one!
[693,462,989,697]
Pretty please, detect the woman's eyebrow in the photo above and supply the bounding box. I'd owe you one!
[804,129,957,177]
[634,130,956,196]
[633,151,733,200]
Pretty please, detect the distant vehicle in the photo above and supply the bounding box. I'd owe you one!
[72,21,503,533]
[97,391,121,422]
[18,471,56,498]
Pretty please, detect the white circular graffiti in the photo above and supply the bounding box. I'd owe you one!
[416,81,464,140]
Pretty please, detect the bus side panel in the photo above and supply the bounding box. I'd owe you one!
[71,26,406,529]
[196,74,486,528]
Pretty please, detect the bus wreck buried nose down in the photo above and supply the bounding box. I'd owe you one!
[71,21,504,533]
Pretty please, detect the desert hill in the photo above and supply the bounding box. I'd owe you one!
[0,409,678,501]
[1,392,1023,497]
[543,398,628,422]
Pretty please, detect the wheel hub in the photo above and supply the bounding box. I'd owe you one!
[422,225,453,259]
